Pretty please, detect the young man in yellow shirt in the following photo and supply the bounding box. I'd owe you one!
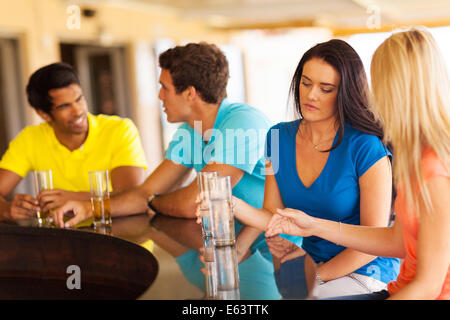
[0,62,148,222]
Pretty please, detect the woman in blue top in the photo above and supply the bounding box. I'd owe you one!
[232,39,399,299]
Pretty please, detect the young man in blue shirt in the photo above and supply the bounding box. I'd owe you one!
[54,42,281,299]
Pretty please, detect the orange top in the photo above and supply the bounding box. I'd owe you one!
[387,147,450,299]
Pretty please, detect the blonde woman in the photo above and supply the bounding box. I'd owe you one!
[266,27,450,300]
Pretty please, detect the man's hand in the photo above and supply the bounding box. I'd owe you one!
[52,200,92,228]
[6,194,40,220]
[38,189,89,213]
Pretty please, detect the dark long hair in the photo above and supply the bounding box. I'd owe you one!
[290,39,396,215]
[290,39,390,153]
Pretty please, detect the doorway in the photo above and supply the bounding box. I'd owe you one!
[60,44,130,118]
[0,38,30,197]
[0,39,25,156]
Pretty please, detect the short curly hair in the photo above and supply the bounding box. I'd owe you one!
[159,42,229,104]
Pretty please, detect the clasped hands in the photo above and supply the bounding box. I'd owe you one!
[7,189,84,222]
[266,207,315,238]
[265,208,314,264]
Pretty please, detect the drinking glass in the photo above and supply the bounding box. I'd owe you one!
[208,175,240,299]
[33,170,54,227]
[197,171,218,239]
[208,176,234,245]
[197,171,219,298]
[203,237,218,299]
[88,170,111,229]
[214,239,240,300]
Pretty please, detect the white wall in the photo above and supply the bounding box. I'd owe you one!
[230,28,332,125]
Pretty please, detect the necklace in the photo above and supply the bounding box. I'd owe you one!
[300,122,336,151]
[312,136,335,150]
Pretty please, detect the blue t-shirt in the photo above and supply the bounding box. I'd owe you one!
[165,98,272,253]
[166,99,281,299]
[265,119,400,284]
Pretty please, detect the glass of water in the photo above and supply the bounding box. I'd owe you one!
[208,176,235,245]
[197,171,219,299]
[208,175,240,300]
[197,171,218,239]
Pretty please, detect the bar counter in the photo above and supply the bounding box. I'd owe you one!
[0,213,208,300]
[1,212,281,300]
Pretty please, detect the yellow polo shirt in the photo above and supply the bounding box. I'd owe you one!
[0,113,154,251]
[0,113,148,192]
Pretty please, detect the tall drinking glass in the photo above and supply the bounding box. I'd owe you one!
[208,175,240,299]
[203,237,218,299]
[88,170,111,229]
[208,176,234,245]
[197,171,218,239]
[214,241,240,300]
[33,170,53,227]
[197,171,219,299]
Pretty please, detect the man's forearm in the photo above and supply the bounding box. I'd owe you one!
[110,186,149,217]
[108,159,195,218]
[151,183,198,218]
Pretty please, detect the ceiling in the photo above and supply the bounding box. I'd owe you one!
[89,0,450,31]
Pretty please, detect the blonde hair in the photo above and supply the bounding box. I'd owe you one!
[370,27,450,217]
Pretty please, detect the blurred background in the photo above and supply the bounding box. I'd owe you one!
[0,0,449,190]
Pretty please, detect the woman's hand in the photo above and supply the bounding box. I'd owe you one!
[266,208,315,238]
[266,235,306,263]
